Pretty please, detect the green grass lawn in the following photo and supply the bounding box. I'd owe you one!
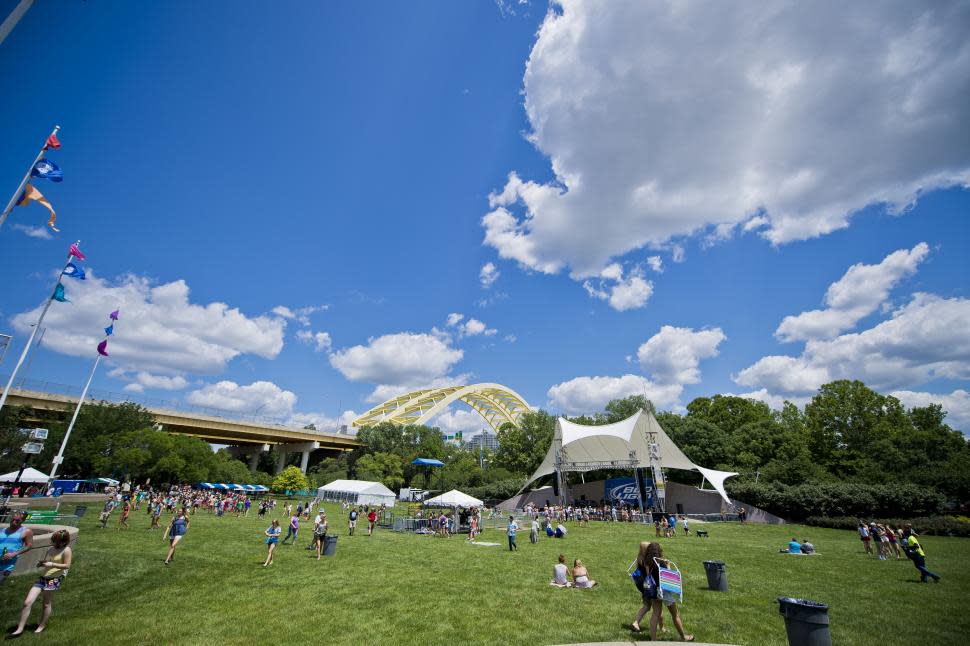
[2,503,967,645]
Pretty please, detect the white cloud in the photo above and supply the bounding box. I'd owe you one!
[329,332,464,387]
[637,326,727,384]
[547,374,682,414]
[134,372,188,391]
[186,380,297,417]
[583,265,654,311]
[272,304,328,327]
[364,374,473,404]
[445,313,497,338]
[296,330,332,352]
[287,409,360,433]
[736,294,970,394]
[890,389,970,433]
[429,408,488,435]
[10,224,52,240]
[11,273,284,375]
[647,256,663,273]
[123,383,144,394]
[775,243,929,342]
[728,388,812,412]
[479,262,500,289]
[483,1,970,279]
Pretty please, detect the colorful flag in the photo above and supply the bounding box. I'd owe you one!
[97,340,109,357]
[17,184,58,231]
[31,158,63,182]
[109,309,119,320]
[68,242,86,261]
[45,133,61,150]
[62,263,86,280]
[104,324,113,336]
[53,283,69,303]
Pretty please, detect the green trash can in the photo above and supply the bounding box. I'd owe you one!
[703,560,728,591]
[778,597,831,646]
[323,535,338,556]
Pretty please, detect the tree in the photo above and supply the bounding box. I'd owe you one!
[687,395,772,436]
[603,395,654,422]
[495,411,555,476]
[273,465,310,493]
[307,455,349,488]
[355,452,404,490]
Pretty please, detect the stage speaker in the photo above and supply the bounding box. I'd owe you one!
[635,468,649,506]
[552,474,560,497]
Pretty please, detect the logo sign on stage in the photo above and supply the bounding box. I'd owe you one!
[605,476,652,506]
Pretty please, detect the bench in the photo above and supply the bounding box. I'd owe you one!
[695,529,709,538]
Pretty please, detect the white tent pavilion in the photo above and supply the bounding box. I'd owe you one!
[317,479,396,507]
[423,489,483,508]
[0,468,50,483]
[525,409,738,505]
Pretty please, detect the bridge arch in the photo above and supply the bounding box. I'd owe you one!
[352,383,531,433]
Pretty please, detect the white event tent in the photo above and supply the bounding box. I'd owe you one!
[0,468,50,483]
[524,409,738,505]
[423,489,483,508]
[317,479,396,507]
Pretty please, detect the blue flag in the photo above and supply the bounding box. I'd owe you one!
[62,263,86,280]
[31,158,63,183]
[104,324,114,336]
[53,283,69,303]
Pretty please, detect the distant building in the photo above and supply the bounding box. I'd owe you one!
[465,430,499,452]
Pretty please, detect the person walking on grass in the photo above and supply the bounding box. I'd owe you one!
[646,543,693,642]
[314,513,329,559]
[507,515,519,551]
[348,507,358,536]
[367,508,377,536]
[282,513,299,545]
[631,541,664,634]
[117,500,131,530]
[8,529,72,637]
[164,509,189,565]
[530,517,539,544]
[98,498,113,529]
[264,519,282,566]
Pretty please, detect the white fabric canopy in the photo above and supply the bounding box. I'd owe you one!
[423,489,483,508]
[317,479,396,506]
[0,468,50,483]
[525,410,738,504]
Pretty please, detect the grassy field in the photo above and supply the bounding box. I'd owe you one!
[1,501,967,645]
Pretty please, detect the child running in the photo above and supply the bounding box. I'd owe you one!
[264,519,281,566]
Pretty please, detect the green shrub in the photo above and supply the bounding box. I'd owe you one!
[727,481,945,520]
[805,515,970,537]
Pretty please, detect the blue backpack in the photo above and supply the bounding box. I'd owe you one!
[631,566,657,597]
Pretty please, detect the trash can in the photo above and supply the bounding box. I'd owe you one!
[777,597,831,646]
[74,505,88,518]
[703,560,728,591]
[323,535,338,556]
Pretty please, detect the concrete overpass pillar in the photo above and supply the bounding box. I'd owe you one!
[300,450,310,473]
[273,441,319,474]
[276,451,287,474]
[249,450,261,472]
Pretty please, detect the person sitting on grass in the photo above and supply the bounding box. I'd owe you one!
[571,559,597,588]
[554,523,567,538]
[551,554,570,587]
[800,539,815,554]
[780,537,802,553]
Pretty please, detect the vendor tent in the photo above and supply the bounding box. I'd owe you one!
[524,409,737,505]
[0,468,50,483]
[317,479,396,507]
[422,489,483,508]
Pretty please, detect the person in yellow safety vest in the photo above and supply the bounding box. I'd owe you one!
[902,524,941,583]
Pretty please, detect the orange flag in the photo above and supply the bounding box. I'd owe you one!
[17,184,58,231]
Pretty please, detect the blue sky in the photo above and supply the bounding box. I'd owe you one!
[1,1,968,434]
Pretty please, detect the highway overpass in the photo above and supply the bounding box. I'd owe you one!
[1,383,362,473]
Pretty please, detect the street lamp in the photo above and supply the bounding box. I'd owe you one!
[1,428,47,515]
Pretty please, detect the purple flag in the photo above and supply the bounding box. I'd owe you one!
[97,340,109,357]
[109,309,119,320]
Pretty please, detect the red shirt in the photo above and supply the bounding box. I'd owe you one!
[367,511,377,522]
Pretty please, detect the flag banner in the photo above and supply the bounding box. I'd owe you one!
[17,184,59,231]
[45,133,61,150]
[62,263,86,280]
[68,242,86,261]
[31,158,63,182]
[53,283,69,303]
[97,340,109,356]
[109,309,119,320]
[104,324,113,336]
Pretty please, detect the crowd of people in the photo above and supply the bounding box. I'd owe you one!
[859,520,941,583]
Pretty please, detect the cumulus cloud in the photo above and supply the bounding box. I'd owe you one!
[287,409,360,433]
[329,332,464,388]
[775,243,929,342]
[10,224,52,240]
[431,408,488,435]
[727,388,812,412]
[272,304,328,327]
[480,262,500,289]
[483,1,970,281]
[582,264,653,311]
[637,326,727,384]
[889,389,970,433]
[736,294,970,394]
[296,330,332,352]
[647,256,663,273]
[11,273,285,376]
[445,313,497,338]
[364,374,473,405]
[548,374,682,414]
[186,380,298,417]
[115,371,189,392]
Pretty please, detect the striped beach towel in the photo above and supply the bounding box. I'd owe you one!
[655,558,683,603]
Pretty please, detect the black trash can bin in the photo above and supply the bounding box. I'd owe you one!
[322,535,338,556]
[703,560,728,591]
[777,597,832,646]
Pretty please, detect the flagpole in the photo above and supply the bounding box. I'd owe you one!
[47,354,101,483]
[0,124,59,233]
[0,0,34,46]
[0,243,77,415]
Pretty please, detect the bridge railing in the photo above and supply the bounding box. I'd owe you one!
[2,376,353,437]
